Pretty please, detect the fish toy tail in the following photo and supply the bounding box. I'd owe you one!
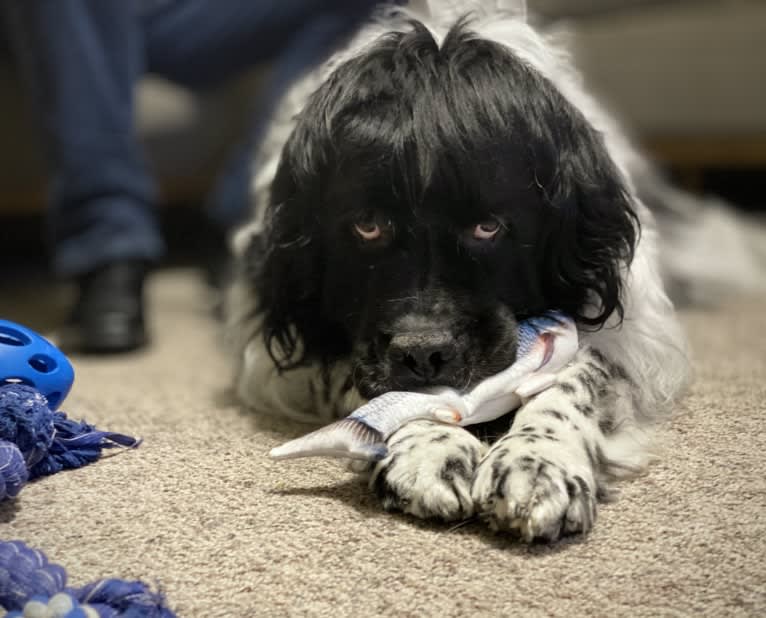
[268,418,387,461]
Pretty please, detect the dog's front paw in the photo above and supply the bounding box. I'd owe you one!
[370,420,486,521]
[471,436,596,541]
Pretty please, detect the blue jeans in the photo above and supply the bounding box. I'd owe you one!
[2,0,381,276]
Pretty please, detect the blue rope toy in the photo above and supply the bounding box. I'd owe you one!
[0,321,176,616]
[0,540,176,617]
[0,319,140,500]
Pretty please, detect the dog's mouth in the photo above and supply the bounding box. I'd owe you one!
[351,332,516,399]
[349,304,519,399]
[353,361,476,399]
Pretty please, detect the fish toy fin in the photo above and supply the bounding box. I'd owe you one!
[514,372,557,399]
[431,407,463,424]
[269,418,388,461]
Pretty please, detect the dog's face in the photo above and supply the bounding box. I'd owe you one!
[313,138,550,397]
[250,21,638,398]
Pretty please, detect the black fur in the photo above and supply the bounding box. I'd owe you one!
[248,19,638,398]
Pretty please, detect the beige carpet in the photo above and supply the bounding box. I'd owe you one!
[1,268,764,617]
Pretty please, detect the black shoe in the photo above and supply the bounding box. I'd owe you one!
[64,260,150,353]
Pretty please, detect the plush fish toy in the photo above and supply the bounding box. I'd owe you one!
[269,311,578,462]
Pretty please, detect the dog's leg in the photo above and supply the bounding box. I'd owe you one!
[370,420,487,521]
[471,346,643,541]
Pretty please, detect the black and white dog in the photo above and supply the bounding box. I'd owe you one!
[226,0,691,541]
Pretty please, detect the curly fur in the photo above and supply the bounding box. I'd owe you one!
[226,0,691,540]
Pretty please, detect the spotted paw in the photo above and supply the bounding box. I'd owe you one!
[370,420,486,521]
[471,436,597,541]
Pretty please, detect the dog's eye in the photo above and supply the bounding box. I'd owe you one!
[472,220,501,240]
[353,221,381,241]
[352,216,393,243]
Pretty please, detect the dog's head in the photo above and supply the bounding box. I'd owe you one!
[249,20,638,398]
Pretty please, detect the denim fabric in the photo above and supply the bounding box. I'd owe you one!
[1,0,381,276]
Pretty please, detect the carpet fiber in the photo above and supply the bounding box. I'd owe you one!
[1,268,764,617]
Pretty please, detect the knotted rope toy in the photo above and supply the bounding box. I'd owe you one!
[0,540,176,617]
[0,319,140,500]
[0,323,173,616]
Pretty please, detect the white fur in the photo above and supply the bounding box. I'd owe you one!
[371,419,486,520]
[234,0,689,419]
[227,0,692,538]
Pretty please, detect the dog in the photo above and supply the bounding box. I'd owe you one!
[225,0,691,541]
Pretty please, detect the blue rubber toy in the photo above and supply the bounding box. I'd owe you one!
[0,319,74,410]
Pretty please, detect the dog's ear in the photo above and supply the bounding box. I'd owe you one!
[453,36,640,327]
[247,144,336,370]
[535,107,639,327]
[409,29,637,328]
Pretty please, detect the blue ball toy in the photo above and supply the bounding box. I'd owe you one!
[0,319,74,409]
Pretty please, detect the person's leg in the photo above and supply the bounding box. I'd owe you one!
[2,0,157,351]
[2,0,162,278]
[141,0,383,231]
[141,0,380,89]
[1,0,382,351]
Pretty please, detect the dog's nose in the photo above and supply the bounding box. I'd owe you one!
[388,334,458,382]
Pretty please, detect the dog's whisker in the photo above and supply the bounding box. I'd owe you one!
[447,516,480,532]
[385,296,420,304]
